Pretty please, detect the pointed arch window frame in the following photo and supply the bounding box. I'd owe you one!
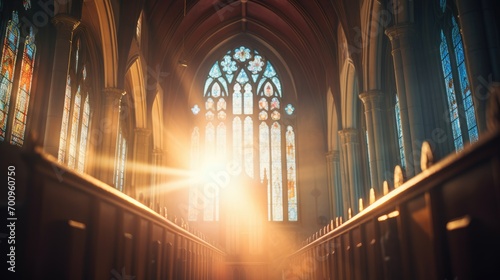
[438,3,478,151]
[190,45,298,222]
[0,10,38,146]
[57,35,93,173]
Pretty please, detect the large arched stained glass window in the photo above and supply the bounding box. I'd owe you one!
[189,46,298,222]
[11,28,36,146]
[0,11,20,142]
[58,38,91,172]
[0,10,37,147]
[439,0,478,151]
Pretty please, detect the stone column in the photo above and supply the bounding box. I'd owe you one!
[132,128,151,206]
[455,0,500,134]
[326,150,342,219]
[43,14,80,157]
[386,24,426,177]
[98,88,125,186]
[359,90,390,194]
[338,128,364,217]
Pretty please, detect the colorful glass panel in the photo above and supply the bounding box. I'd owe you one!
[0,12,20,141]
[58,75,72,162]
[259,98,268,110]
[270,122,283,221]
[233,46,251,62]
[271,97,280,110]
[68,88,81,169]
[395,95,405,168]
[221,55,237,74]
[217,98,226,111]
[77,95,90,172]
[233,117,242,168]
[271,111,281,120]
[286,126,297,221]
[451,17,478,143]
[11,31,36,146]
[114,128,127,191]
[217,111,226,120]
[259,111,268,120]
[263,82,274,97]
[211,83,221,97]
[285,104,295,115]
[192,45,296,221]
[243,83,253,114]
[205,122,215,160]
[440,31,463,151]
[216,122,226,160]
[206,98,215,110]
[248,55,264,74]
[244,116,254,177]
[233,84,242,114]
[236,69,249,84]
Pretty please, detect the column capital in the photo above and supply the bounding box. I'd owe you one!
[51,14,80,32]
[103,88,126,103]
[338,128,359,143]
[152,148,164,155]
[326,150,340,161]
[134,128,152,137]
[385,23,415,41]
[359,90,384,106]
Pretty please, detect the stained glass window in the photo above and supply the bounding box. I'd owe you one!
[77,96,90,172]
[439,14,477,151]
[58,37,92,173]
[451,18,478,142]
[286,126,297,221]
[68,88,82,169]
[58,76,72,162]
[9,27,35,146]
[136,11,142,42]
[0,11,20,142]
[190,45,297,222]
[114,127,127,192]
[395,95,405,167]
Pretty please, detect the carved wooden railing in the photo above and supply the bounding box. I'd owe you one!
[285,130,500,280]
[0,144,226,280]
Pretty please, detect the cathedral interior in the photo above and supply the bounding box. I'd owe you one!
[0,0,499,279]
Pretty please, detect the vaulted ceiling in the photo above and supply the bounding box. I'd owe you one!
[141,0,361,106]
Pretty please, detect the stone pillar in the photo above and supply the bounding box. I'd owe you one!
[359,90,390,193]
[326,150,342,219]
[386,24,426,177]
[98,88,125,186]
[338,129,364,217]
[455,0,500,134]
[43,14,80,157]
[132,128,151,206]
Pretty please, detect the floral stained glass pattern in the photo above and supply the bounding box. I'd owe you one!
[191,45,297,222]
